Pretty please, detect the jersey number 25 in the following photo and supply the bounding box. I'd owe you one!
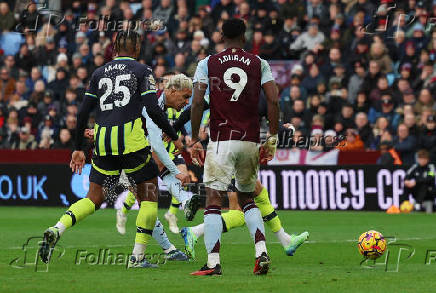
[99,74,131,111]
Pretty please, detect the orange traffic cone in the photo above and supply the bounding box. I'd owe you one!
[386,205,400,214]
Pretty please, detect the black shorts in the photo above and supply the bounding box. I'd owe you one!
[173,155,186,166]
[89,147,159,186]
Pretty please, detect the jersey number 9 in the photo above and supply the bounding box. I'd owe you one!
[99,74,131,111]
[223,67,247,102]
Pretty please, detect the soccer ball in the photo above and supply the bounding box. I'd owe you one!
[357,230,387,260]
[400,200,413,213]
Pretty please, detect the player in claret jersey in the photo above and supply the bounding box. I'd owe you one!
[189,18,280,276]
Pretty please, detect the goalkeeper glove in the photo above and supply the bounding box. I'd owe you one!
[259,134,278,165]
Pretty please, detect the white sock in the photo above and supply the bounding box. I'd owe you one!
[191,223,204,238]
[54,221,66,236]
[163,244,176,254]
[275,228,291,247]
[255,241,267,258]
[132,243,146,261]
[207,252,220,267]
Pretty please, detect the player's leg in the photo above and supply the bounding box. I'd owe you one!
[162,161,200,223]
[153,218,188,261]
[191,141,232,275]
[235,141,270,275]
[181,191,245,259]
[164,196,181,233]
[116,188,136,235]
[125,150,160,268]
[38,162,115,263]
[129,177,159,268]
[253,180,309,256]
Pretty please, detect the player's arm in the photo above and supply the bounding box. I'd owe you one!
[172,100,210,132]
[189,57,209,165]
[260,58,279,164]
[140,70,180,142]
[71,77,98,174]
[142,108,180,176]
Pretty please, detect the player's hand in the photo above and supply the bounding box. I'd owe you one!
[70,150,86,175]
[259,134,278,165]
[162,133,171,143]
[190,140,205,166]
[172,137,185,154]
[84,129,95,142]
[176,172,190,186]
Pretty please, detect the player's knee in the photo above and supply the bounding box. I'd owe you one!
[254,180,263,195]
[237,191,254,208]
[137,180,158,202]
[86,183,104,209]
[206,188,224,207]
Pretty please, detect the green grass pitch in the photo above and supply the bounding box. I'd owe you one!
[1,207,436,293]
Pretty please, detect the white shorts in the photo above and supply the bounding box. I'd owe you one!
[203,140,259,192]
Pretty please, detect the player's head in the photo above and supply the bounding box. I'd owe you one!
[114,30,141,59]
[221,18,246,46]
[164,73,192,111]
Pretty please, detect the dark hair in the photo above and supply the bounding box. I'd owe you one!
[114,30,141,55]
[222,18,246,40]
[417,149,430,159]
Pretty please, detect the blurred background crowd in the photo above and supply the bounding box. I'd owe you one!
[0,0,435,166]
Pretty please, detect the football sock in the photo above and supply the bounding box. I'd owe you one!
[122,191,136,215]
[162,174,191,208]
[254,187,283,233]
[133,201,157,260]
[221,210,245,231]
[152,219,176,253]
[57,198,95,235]
[204,205,222,267]
[168,196,181,216]
[275,228,292,247]
[191,223,204,238]
[242,201,267,258]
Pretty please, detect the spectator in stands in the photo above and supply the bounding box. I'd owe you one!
[354,91,371,114]
[355,112,373,149]
[53,128,73,149]
[368,94,401,131]
[336,128,364,152]
[361,60,382,95]
[290,21,325,52]
[338,103,355,130]
[0,2,15,32]
[394,123,417,165]
[404,149,436,213]
[301,64,324,95]
[13,126,36,150]
[372,116,391,149]
[404,112,419,136]
[377,140,402,165]
[310,128,324,151]
[323,129,337,152]
[0,67,16,104]
[414,88,435,113]
[369,75,390,107]
[348,60,366,103]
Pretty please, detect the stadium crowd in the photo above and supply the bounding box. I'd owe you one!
[0,0,435,165]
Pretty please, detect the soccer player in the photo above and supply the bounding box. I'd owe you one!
[38,31,189,268]
[116,73,200,235]
[189,18,280,275]
[181,180,309,259]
